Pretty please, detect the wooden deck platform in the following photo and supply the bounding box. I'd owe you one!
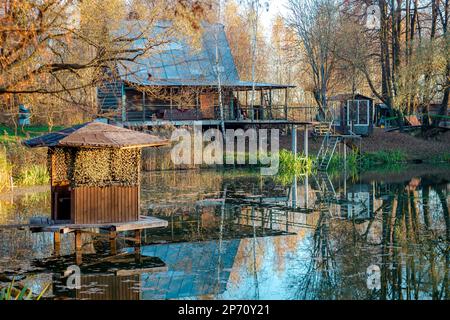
[29,215,168,234]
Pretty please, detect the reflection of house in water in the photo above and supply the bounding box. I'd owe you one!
[63,274,142,300]
[138,240,240,299]
[342,184,375,221]
[45,252,166,300]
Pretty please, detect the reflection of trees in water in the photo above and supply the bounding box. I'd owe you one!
[380,180,449,300]
[296,212,337,299]
[294,177,449,300]
[0,192,52,267]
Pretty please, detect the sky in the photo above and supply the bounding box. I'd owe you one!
[256,0,290,37]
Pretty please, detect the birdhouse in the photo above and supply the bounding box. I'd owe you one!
[23,122,169,225]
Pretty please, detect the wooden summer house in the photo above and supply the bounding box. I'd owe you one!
[23,122,168,225]
[97,22,295,127]
[329,94,375,136]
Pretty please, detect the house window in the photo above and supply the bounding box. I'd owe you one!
[347,100,370,126]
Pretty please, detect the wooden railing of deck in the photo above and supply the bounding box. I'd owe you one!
[105,102,320,123]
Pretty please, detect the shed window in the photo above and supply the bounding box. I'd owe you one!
[347,192,371,219]
[347,100,370,126]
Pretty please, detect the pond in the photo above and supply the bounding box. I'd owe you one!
[0,165,448,300]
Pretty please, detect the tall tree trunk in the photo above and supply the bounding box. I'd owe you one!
[433,0,449,126]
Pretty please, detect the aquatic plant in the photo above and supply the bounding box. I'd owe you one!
[16,164,50,186]
[0,147,12,192]
[278,150,313,175]
[428,153,450,164]
[0,278,50,300]
[275,150,313,185]
[328,150,408,175]
[361,150,407,167]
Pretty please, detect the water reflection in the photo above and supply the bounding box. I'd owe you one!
[0,166,448,300]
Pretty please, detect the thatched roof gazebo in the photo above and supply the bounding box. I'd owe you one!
[23,122,169,225]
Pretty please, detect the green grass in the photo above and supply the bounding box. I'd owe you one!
[328,150,408,175]
[0,125,54,187]
[0,124,64,144]
[427,153,450,164]
[361,150,407,167]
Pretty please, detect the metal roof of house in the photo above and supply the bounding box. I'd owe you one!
[23,122,169,149]
[117,22,293,90]
[139,239,240,299]
[329,93,374,101]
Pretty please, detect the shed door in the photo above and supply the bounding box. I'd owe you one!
[346,100,370,126]
[52,186,72,221]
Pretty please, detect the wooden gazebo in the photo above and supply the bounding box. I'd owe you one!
[23,121,169,225]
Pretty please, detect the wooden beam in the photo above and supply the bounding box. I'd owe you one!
[75,230,82,250]
[110,230,117,255]
[53,232,60,255]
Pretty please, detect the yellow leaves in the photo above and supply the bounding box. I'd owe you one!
[395,38,448,110]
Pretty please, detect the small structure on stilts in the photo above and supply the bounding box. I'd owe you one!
[23,121,170,263]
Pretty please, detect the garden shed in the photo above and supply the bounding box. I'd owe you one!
[329,94,375,136]
[23,122,168,225]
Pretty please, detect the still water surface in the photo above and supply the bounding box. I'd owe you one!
[0,165,448,300]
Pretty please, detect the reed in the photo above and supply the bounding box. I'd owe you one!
[278,150,313,175]
[328,150,408,174]
[0,147,12,192]
[16,164,50,186]
[0,278,49,300]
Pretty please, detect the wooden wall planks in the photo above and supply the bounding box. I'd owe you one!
[72,186,139,224]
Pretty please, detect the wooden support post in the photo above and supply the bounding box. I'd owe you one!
[269,89,272,120]
[142,91,146,121]
[121,83,126,122]
[236,91,240,120]
[53,232,61,255]
[305,175,309,209]
[109,230,117,255]
[134,229,142,262]
[343,140,347,162]
[170,88,173,121]
[260,90,263,120]
[291,124,297,155]
[303,124,309,158]
[195,90,200,120]
[75,230,82,250]
[292,175,297,209]
[134,229,141,246]
[245,90,249,120]
[75,230,82,265]
[284,88,288,120]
